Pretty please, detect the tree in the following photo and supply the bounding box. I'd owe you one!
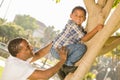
[0,22,25,43]
[14,15,39,31]
[41,26,60,44]
[0,18,6,25]
[54,0,120,80]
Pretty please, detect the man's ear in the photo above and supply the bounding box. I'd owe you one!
[16,52,20,57]
[84,17,86,21]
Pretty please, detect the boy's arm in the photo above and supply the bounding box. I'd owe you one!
[81,24,103,42]
[31,42,52,62]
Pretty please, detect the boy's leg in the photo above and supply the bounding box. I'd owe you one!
[57,64,77,80]
[57,67,66,80]
[50,44,87,66]
[50,47,60,59]
[60,43,87,78]
[51,44,87,79]
[51,47,66,80]
[66,43,87,66]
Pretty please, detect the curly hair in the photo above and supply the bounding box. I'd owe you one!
[8,38,25,57]
[71,6,86,16]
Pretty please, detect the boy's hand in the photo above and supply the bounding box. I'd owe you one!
[96,24,104,31]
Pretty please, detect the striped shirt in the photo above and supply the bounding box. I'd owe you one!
[52,20,86,48]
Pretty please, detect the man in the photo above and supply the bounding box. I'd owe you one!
[1,37,67,80]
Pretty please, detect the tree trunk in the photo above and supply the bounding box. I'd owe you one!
[65,0,120,80]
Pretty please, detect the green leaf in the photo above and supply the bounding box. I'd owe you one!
[56,0,60,3]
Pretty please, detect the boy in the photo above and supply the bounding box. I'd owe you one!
[50,6,103,79]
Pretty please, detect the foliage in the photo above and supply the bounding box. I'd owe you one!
[14,15,39,31]
[0,22,26,43]
[0,66,4,78]
[113,0,120,7]
[0,18,6,25]
[41,26,60,44]
[0,16,59,47]
[83,72,96,80]
[55,0,60,3]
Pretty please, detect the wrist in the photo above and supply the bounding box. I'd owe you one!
[60,59,66,63]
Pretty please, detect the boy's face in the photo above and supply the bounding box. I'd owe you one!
[70,9,86,26]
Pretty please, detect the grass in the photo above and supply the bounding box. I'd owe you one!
[0,66,4,78]
[0,56,6,79]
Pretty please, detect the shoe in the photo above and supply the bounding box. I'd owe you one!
[62,64,78,75]
[58,68,66,80]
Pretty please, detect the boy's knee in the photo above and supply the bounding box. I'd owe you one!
[79,44,87,51]
[83,44,87,51]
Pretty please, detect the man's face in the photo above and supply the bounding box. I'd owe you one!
[19,40,33,59]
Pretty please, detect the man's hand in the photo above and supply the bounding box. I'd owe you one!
[56,47,67,62]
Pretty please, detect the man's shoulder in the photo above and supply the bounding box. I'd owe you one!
[6,56,28,66]
[7,56,20,61]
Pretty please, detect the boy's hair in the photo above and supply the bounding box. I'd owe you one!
[71,6,86,16]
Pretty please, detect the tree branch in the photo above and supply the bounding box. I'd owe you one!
[84,0,105,31]
[102,3,120,36]
[102,0,114,19]
[98,0,107,7]
[84,0,96,14]
[99,36,120,55]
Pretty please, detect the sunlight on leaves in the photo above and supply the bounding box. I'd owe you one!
[55,0,60,3]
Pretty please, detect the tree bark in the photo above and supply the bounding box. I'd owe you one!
[99,36,120,55]
[65,0,120,80]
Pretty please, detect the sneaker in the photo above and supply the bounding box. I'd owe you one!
[62,64,78,75]
[58,68,66,80]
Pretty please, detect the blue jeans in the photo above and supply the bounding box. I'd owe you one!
[51,43,87,66]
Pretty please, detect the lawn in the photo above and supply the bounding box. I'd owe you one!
[0,66,4,78]
[0,56,6,79]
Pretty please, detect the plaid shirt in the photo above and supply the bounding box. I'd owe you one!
[52,20,86,48]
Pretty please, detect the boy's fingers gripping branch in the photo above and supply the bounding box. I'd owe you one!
[96,24,104,31]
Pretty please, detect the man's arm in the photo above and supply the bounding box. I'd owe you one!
[28,47,67,80]
[81,24,103,42]
[31,42,52,62]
